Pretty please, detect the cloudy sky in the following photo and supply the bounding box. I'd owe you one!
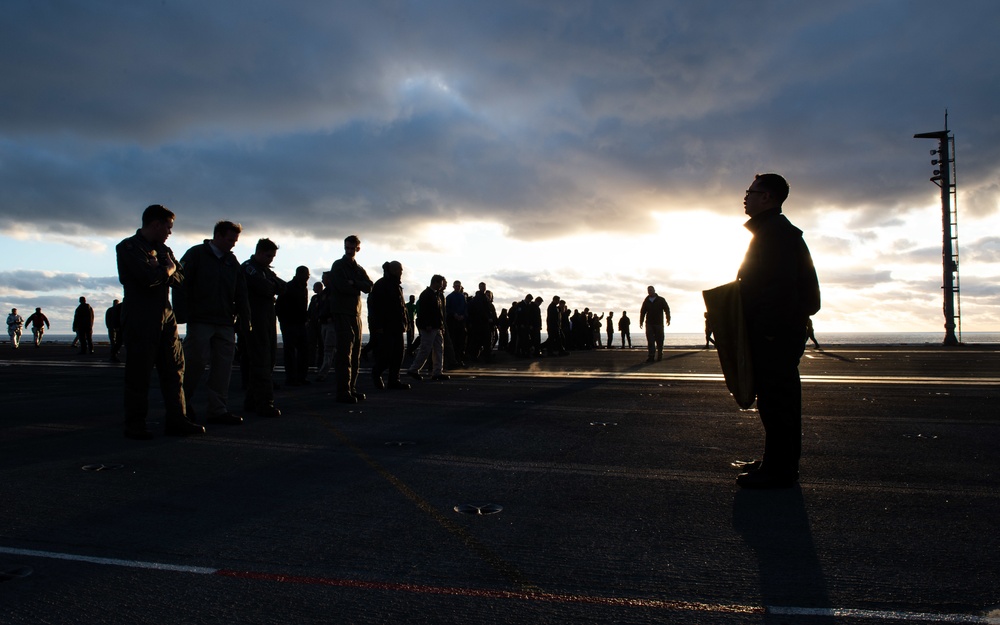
[2,0,999,338]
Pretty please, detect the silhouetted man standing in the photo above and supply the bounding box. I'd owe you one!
[330,235,373,403]
[116,204,204,439]
[407,275,448,381]
[277,265,311,386]
[307,280,325,371]
[368,260,409,390]
[545,295,566,356]
[105,300,123,360]
[243,238,286,417]
[73,296,95,355]
[176,221,251,425]
[735,173,820,489]
[618,311,631,348]
[639,286,670,362]
[446,280,468,367]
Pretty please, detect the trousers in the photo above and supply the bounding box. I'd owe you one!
[408,327,443,376]
[183,322,236,417]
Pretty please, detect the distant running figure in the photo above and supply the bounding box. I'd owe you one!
[25,307,50,347]
[6,308,24,349]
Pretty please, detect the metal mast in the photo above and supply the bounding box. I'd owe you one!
[914,113,961,346]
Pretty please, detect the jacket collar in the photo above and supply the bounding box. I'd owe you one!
[744,208,783,234]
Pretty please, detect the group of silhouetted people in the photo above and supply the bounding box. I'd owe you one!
[91,169,824,492]
[5,299,122,357]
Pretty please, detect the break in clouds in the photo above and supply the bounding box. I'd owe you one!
[1,1,999,242]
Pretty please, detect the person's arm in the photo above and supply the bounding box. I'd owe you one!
[355,266,374,294]
[235,265,252,334]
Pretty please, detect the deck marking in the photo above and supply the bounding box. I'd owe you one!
[3,545,998,622]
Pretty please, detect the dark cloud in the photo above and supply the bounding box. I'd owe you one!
[960,279,1000,299]
[2,0,999,243]
[0,270,119,293]
[964,237,1000,263]
[814,268,894,289]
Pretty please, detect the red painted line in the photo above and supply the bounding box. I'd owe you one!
[214,569,761,614]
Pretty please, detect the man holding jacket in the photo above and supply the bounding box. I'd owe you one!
[735,173,821,489]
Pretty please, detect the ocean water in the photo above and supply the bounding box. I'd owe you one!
[638,332,999,347]
[24,331,1000,347]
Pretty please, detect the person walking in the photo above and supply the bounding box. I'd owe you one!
[407,275,448,381]
[639,287,670,362]
[6,308,24,349]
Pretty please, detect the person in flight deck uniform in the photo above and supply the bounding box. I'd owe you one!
[242,238,286,417]
[329,235,373,404]
[368,260,410,391]
[115,204,204,440]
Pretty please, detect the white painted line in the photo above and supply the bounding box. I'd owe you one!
[0,546,217,575]
[3,358,998,386]
[770,605,1000,624]
[2,545,997,623]
[463,368,1000,386]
